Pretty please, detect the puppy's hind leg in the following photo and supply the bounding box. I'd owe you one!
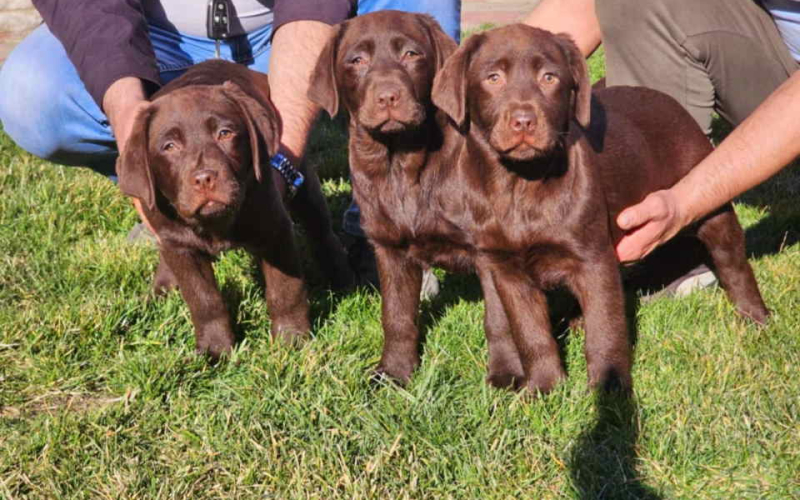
[695,205,769,324]
[153,253,179,296]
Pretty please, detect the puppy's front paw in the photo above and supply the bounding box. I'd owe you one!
[153,276,178,296]
[152,262,178,296]
[740,304,770,326]
[486,371,523,389]
[270,318,311,347]
[196,336,234,361]
[588,360,633,396]
[374,356,419,386]
[195,320,236,361]
[271,328,309,347]
[521,363,567,396]
[487,346,524,389]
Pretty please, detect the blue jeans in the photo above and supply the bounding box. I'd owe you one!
[0,0,460,182]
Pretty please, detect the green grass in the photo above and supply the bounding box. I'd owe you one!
[1,52,799,500]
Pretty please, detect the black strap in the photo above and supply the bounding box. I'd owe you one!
[270,153,305,199]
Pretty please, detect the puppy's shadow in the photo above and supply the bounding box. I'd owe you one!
[738,171,800,259]
[569,393,663,500]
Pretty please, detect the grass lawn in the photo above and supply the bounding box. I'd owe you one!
[1,48,799,499]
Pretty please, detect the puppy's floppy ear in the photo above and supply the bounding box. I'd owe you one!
[555,33,591,128]
[221,81,282,182]
[116,101,157,211]
[308,24,343,118]
[417,14,458,72]
[432,33,483,129]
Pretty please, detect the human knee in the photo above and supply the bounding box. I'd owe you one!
[0,28,115,168]
[0,47,73,161]
[596,0,664,42]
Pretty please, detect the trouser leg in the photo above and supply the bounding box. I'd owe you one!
[357,0,462,40]
[0,24,119,176]
[596,0,797,133]
[0,23,274,177]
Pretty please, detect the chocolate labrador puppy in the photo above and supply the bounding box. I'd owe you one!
[117,60,354,359]
[310,14,767,393]
[430,25,769,392]
[309,11,475,384]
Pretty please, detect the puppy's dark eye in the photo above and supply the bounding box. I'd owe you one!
[542,73,558,84]
[162,142,177,152]
[350,56,365,65]
[404,50,420,59]
[487,73,501,84]
[218,129,233,140]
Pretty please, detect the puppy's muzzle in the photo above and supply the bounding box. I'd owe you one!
[359,73,426,132]
[193,169,219,192]
[376,85,402,110]
[510,109,537,134]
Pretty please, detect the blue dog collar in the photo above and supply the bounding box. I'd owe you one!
[269,153,305,199]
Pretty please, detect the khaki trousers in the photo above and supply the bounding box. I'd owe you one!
[596,0,798,133]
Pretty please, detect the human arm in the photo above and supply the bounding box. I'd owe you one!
[522,0,602,57]
[33,1,158,234]
[615,70,800,262]
[269,1,352,162]
[32,0,159,111]
[35,1,155,154]
[268,20,335,162]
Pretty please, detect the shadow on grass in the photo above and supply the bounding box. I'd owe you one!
[710,116,800,259]
[739,176,800,259]
[569,393,662,500]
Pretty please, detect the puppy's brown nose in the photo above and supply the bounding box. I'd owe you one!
[510,110,536,132]
[376,88,401,109]
[193,170,218,190]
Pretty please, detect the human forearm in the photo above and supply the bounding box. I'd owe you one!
[103,77,147,153]
[268,20,334,161]
[103,78,157,239]
[33,0,159,109]
[522,0,602,57]
[671,71,800,225]
[615,71,800,261]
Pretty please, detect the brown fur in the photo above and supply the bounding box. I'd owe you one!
[117,60,354,359]
[310,18,768,393]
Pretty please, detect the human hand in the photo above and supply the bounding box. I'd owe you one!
[103,77,159,241]
[615,189,688,262]
[102,77,148,154]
